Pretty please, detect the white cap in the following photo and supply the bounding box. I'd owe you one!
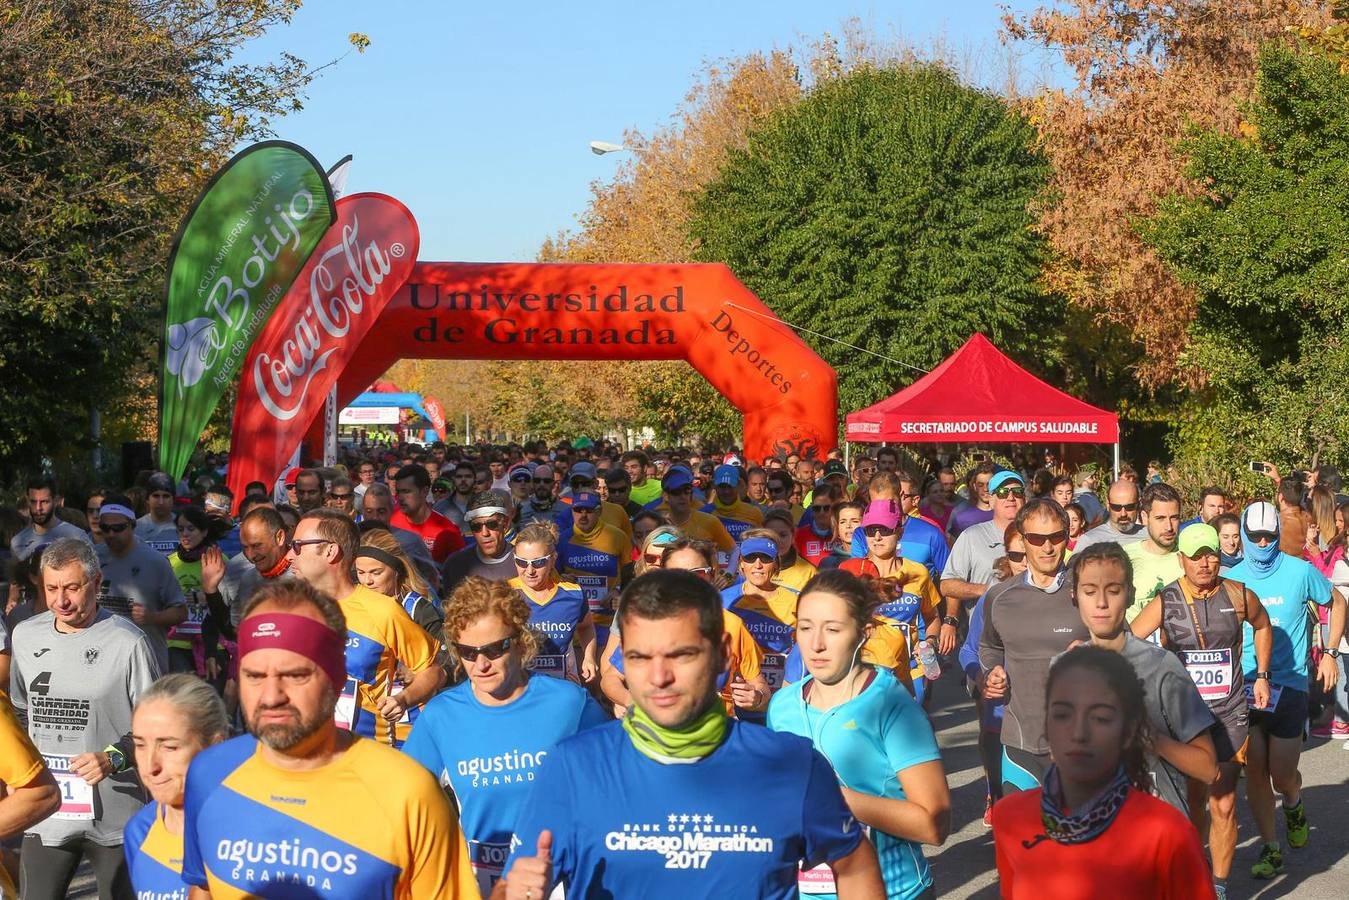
[1242,501,1279,535]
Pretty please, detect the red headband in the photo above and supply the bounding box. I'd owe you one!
[238,612,347,691]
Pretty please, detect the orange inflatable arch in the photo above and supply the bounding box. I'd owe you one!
[309,262,837,460]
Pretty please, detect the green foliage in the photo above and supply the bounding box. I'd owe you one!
[1142,44,1349,472]
[689,63,1062,413]
[0,0,347,482]
[631,362,740,446]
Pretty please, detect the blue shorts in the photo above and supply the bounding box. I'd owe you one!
[1249,686,1308,740]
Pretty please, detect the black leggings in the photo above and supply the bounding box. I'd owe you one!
[20,834,131,900]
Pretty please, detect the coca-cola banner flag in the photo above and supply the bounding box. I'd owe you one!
[226,193,419,501]
[423,397,448,441]
[159,141,336,479]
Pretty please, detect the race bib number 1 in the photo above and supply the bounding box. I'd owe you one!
[45,756,95,820]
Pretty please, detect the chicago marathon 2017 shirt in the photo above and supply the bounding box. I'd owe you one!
[402,675,606,894]
[506,719,864,899]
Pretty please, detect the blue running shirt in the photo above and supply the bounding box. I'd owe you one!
[506,720,864,899]
[1228,555,1333,690]
[403,676,606,894]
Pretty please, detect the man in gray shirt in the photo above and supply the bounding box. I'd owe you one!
[10,476,92,562]
[134,472,180,555]
[942,470,1027,603]
[95,497,186,673]
[1073,478,1147,551]
[10,537,159,898]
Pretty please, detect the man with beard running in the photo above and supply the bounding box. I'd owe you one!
[180,580,476,898]
[10,475,92,562]
[135,473,181,555]
[1131,523,1275,899]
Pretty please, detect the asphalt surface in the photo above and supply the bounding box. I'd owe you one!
[73,669,1348,898]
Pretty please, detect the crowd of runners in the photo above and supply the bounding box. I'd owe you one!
[0,438,1345,899]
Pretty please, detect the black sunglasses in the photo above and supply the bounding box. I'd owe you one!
[742,552,776,564]
[1109,502,1138,512]
[1247,530,1278,543]
[453,636,513,662]
[863,525,896,538]
[1006,550,1027,563]
[468,519,507,533]
[993,486,1026,499]
[1023,530,1067,547]
[101,522,132,534]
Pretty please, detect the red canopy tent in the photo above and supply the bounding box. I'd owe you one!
[845,333,1120,472]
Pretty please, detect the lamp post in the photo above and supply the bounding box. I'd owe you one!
[589,140,626,155]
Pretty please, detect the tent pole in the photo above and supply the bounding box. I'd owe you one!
[844,441,851,470]
[1113,442,1120,481]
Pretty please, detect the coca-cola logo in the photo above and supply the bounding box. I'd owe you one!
[253,215,394,420]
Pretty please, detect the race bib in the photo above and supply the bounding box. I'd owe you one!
[389,681,412,725]
[175,596,209,636]
[1245,681,1283,710]
[798,863,837,895]
[526,654,569,678]
[575,575,607,612]
[335,677,360,731]
[1180,648,1233,701]
[761,653,786,690]
[45,756,94,820]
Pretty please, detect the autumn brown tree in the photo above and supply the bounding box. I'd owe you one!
[1003,0,1331,388]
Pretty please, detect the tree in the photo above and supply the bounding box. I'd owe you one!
[0,0,360,483]
[689,63,1059,414]
[1003,0,1332,388]
[1141,44,1349,470]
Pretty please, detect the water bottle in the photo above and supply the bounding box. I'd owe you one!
[917,639,941,681]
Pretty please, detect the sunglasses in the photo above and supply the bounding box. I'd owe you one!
[685,566,714,579]
[742,552,776,564]
[469,519,507,533]
[289,538,333,553]
[668,486,693,495]
[532,478,551,485]
[1247,530,1278,543]
[811,505,833,515]
[1023,530,1067,547]
[644,553,664,565]
[101,522,132,534]
[993,486,1026,499]
[863,525,896,538]
[1006,550,1027,563]
[1109,502,1138,512]
[513,555,551,569]
[453,636,513,662]
[328,492,353,500]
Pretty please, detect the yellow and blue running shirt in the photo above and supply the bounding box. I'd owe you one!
[700,497,765,543]
[510,576,592,681]
[124,802,187,899]
[337,584,441,748]
[181,734,476,899]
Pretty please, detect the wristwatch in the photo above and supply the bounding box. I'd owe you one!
[1254,672,1272,681]
[942,616,960,627]
[103,744,129,773]
[1328,649,1341,660]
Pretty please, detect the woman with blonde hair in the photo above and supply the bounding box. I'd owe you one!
[404,577,606,896]
[510,522,599,683]
[124,674,229,897]
[355,525,442,643]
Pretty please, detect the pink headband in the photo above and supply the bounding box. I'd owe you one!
[237,612,347,691]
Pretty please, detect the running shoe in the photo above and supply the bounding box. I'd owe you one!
[1251,843,1284,879]
[982,795,993,828]
[1285,801,1309,849]
[1331,721,1349,739]
[1310,723,1332,739]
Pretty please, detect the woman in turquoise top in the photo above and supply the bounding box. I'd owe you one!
[768,569,951,900]
[124,673,229,899]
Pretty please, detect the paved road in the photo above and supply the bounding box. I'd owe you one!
[74,670,1347,898]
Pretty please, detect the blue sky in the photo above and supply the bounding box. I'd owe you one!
[240,1,1053,262]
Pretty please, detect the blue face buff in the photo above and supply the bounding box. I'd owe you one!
[1240,519,1282,576]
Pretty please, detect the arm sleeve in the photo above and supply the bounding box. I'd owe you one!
[404,772,477,900]
[126,635,163,703]
[9,646,26,714]
[882,690,942,774]
[0,692,44,788]
[977,589,1005,674]
[960,595,987,679]
[800,747,866,868]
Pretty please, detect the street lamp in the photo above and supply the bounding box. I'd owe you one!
[589,140,626,155]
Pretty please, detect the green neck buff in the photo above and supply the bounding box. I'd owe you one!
[622,700,729,765]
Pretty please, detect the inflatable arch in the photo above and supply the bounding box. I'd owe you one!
[298,261,837,462]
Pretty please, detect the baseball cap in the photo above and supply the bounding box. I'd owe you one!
[988,470,1025,493]
[723,453,743,466]
[432,477,452,491]
[740,537,778,559]
[662,466,694,491]
[1178,523,1220,558]
[147,472,175,495]
[713,464,740,487]
[861,499,902,530]
[1181,520,1224,555]
[569,461,598,482]
[1242,501,1280,537]
[508,466,532,483]
[533,464,553,480]
[281,466,300,487]
[822,460,848,479]
[571,491,601,510]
